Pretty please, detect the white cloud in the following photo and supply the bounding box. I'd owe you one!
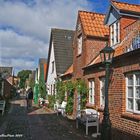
[0,30,48,59]
[0,0,93,74]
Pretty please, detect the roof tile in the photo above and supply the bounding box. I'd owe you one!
[79,11,109,37]
[112,0,140,13]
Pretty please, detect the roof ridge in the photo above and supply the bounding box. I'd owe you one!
[51,28,74,32]
[111,0,140,7]
[78,10,105,16]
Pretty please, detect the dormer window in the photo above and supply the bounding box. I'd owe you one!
[77,35,82,55]
[110,21,120,46]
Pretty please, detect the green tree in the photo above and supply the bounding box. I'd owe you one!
[29,76,35,90]
[17,70,32,88]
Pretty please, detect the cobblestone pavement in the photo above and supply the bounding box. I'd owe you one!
[0,95,98,140]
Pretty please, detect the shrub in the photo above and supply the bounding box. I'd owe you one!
[48,95,55,109]
[65,91,74,115]
[55,80,65,104]
[76,79,88,109]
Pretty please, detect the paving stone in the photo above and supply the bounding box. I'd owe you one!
[0,95,98,140]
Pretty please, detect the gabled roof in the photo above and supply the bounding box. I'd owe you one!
[79,11,109,38]
[47,28,74,77]
[104,1,140,25]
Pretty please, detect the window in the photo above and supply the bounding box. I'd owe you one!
[127,34,140,52]
[52,61,54,73]
[100,77,105,107]
[77,35,82,55]
[126,72,140,114]
[110,21,120,46]
[131,34,140,50]
[88,80,95,104]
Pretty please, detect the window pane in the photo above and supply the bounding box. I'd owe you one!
[128,76,133,85]
[136,74,140,85]
[100,78,105,106]
[136,87,140,98]
[128,87,133,97]
[135,99,140,111]
[128,99,133,110]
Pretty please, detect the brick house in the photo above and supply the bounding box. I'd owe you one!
[72,1,140,139]
[60,64,73,82]
[72,10,109,117]
[0,67,14,100]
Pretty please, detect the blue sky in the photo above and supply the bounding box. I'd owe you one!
[0,0,139,75]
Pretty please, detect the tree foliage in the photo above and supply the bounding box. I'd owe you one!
[76,79,88,109]
[65,81,75,115]
[56,80,65,104]
[29,76,35,90]
[17,70,32,88]
[39,77,47,99]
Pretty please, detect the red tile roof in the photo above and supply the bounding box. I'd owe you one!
[111,0,140,13]
[79,11,109,37]
[44,63,47,81]
[63,64,73,76]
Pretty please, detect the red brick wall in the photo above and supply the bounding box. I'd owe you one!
[73,37,107,79]
[120,17,137,41]
[3,80,12,99]
[83,50,140,137]
[85,39,106,66]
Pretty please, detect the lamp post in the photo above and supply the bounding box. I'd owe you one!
[100,42,115,140]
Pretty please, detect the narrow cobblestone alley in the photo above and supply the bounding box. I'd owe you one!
[0,95,97,140]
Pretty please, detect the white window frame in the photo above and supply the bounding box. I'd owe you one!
[110,21,120,46]
[77,35,82,55]
[100,77,105,107]
[126,72,140,114]
[88,79,95,104]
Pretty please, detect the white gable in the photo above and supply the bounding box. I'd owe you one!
[104,5,120,25]
[46,41,57,95]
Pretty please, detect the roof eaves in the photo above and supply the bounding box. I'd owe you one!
[86,35,108,40]
[119,10,140,18]
[83,48,140,71]
[46,30,53,81]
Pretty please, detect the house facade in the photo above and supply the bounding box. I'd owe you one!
[72,10,109,117]
[46,28,74,95]
[72,1,140,139]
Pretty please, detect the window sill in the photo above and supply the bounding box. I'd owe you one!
[98,107,104,112]
[111,42,120,49]
[86,103,96,109]
[121,112,140,122]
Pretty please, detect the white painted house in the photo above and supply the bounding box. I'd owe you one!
[46,28,74,95]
